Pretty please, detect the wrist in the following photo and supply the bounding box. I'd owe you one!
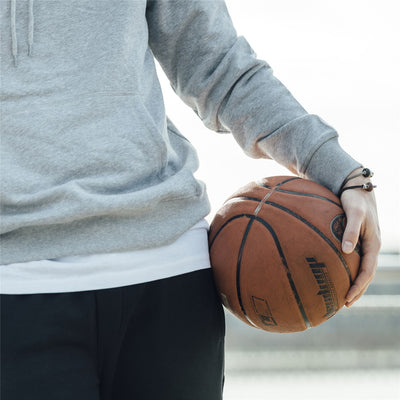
[339,167,376,197]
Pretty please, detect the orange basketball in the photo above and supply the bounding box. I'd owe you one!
[208,176,361,333]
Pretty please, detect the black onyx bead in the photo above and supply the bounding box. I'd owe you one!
[362,168,373,178]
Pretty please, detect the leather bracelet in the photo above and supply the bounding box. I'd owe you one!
[339,167,375,196]
[340,167,373,188]
[340,182,376,195]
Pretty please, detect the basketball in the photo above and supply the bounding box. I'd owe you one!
[208,176,361,333]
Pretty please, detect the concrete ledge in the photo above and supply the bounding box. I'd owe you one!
[226,349,400,372]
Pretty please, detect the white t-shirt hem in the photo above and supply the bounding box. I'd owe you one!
[0,219,211,294]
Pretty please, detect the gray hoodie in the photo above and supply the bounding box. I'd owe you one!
[0,0,360,264]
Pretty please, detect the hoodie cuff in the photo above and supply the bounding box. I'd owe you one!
[303,137,361,196]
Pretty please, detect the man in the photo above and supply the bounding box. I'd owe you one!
[0,1,380,399]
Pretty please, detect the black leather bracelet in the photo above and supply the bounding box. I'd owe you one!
[340,182,376,195]
[339,167,375,196]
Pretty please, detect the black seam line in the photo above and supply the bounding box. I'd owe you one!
[254,177,300,216]
[250,214,311,329]
[209,213,259,327]
[209,214,248,249]
[264,201,353,285]
[236,217,259,328]
[230,197,353,286]
[256,177,300,190]
[223,196,262,210]
[210,212,311,330]
[258,185,341,207]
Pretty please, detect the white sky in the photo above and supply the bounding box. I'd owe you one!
[157,0,400,252]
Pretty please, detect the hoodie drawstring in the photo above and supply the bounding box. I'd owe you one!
[10,0,35,66]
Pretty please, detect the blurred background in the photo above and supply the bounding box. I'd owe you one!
[156,0,399,398]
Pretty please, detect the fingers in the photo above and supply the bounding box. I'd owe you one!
[345,249,378,306]
[344,224,380,305]
[339,174,381,307]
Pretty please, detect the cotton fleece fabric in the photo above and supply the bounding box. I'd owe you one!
[0,0,361,265]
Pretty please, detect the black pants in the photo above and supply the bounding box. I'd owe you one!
[1,269,225,400]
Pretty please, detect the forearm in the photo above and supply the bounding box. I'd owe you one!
[147,0,360,193]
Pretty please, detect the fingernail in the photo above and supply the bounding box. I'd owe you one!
[342,241,353,253]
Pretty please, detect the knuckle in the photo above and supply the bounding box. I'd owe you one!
[370,270,376,281]
[357,268,374,283]
[345,228,359,239]
[344,207,365,225]
[351,206,366,220]
[343,229,360,244]
[363,267,376,281]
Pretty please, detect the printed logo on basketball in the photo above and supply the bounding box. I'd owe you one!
[251,296,277,327]
[330,214,346,242]
[306,257,339,319]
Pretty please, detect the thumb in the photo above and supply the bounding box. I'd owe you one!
[341,210,362,254]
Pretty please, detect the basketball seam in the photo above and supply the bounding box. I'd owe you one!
[209,214,246,249]
[210,213,311,330]
[250,215,312,329]
[253,176,341,215]
[256,183,341,207]
[254,177,300,216]
[271,189,341,207]
[264,201,353,285]
[236,217,259,328]
[256,177,300,189]
[223,197,354,285]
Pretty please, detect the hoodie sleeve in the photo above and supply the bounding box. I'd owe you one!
[145,0,361,195]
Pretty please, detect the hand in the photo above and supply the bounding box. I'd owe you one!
[339,167,381,307]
